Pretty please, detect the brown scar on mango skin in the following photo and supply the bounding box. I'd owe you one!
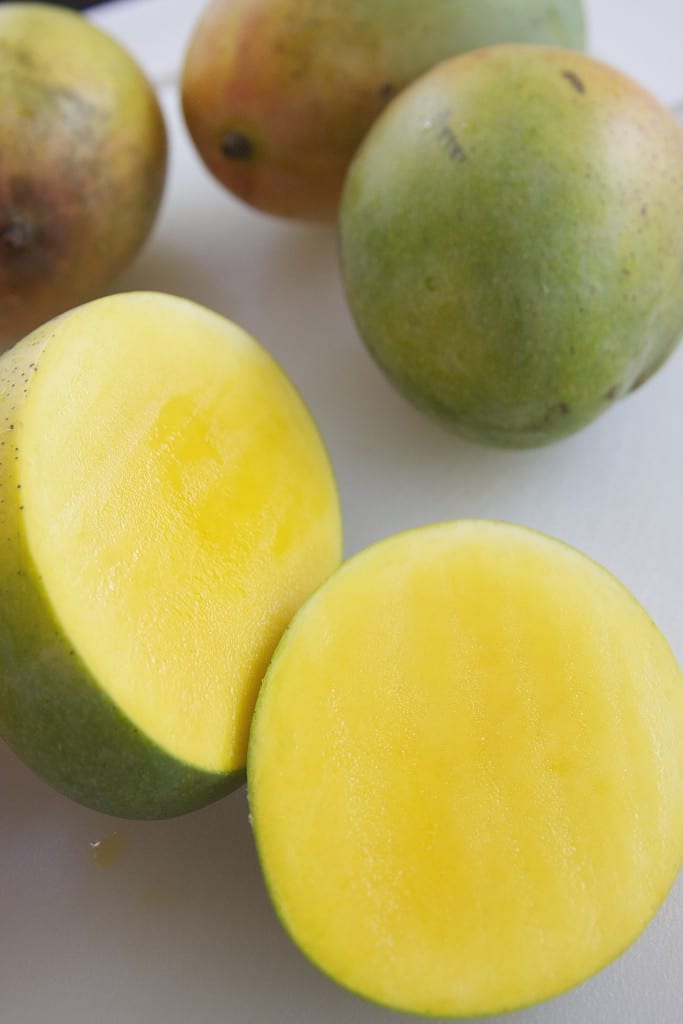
[562,69,586,93]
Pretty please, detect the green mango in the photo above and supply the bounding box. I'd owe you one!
[181,0,586,221]
[339,45,683,446]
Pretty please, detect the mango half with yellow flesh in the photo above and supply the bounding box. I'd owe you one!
[0,3,167,351]
[249,520,683,1017]
[339,45,683,446]
[181,0,586,221]
[0,292,342,819]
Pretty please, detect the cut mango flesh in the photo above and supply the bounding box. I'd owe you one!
[248,521,683,1016]
[0,291,341,816]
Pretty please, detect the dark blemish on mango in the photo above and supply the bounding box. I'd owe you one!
[434,114,466,162]
[0,215,35,251]
[220,131,253,160]
[562,70,585,94]
[377,82,396,103]
[629,369,652,392]
[603,386,619,401]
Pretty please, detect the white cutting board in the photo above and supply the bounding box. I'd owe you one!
[2,2,683,1022]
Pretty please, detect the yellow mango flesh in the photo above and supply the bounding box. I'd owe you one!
[7,291,341,782]
[248,521,683,1016]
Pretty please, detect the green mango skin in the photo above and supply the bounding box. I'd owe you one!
[0,327,240,820]
[0,3,166,352]
[339,46,683,447]
[181,0,586,221]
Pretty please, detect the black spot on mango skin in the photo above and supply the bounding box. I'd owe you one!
[562,70,585,94]
[0,215,35,251]
[220,131,254,160]
[377,82,396,103]
[0,175,74,283]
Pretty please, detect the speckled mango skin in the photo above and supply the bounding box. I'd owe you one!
[0,3,166,351]
[339,45,683,447]
[181,0,585,221]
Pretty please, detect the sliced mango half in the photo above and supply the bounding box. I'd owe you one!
[0,291,342,818]
[249,520,683,1016]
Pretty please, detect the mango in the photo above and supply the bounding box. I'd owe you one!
[0,292,342,818]
[181,0,586,221]
[339,45,683,446]
[249,520,683,1016]
[0,3,167,351]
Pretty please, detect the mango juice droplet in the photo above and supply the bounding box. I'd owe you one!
[89,831,123,867]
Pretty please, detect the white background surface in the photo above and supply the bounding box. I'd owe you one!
[2,1,683,1021]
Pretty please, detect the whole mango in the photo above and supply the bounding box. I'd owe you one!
[181,0,586,221]
[0,3,167,351]
[339,45,683,447]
